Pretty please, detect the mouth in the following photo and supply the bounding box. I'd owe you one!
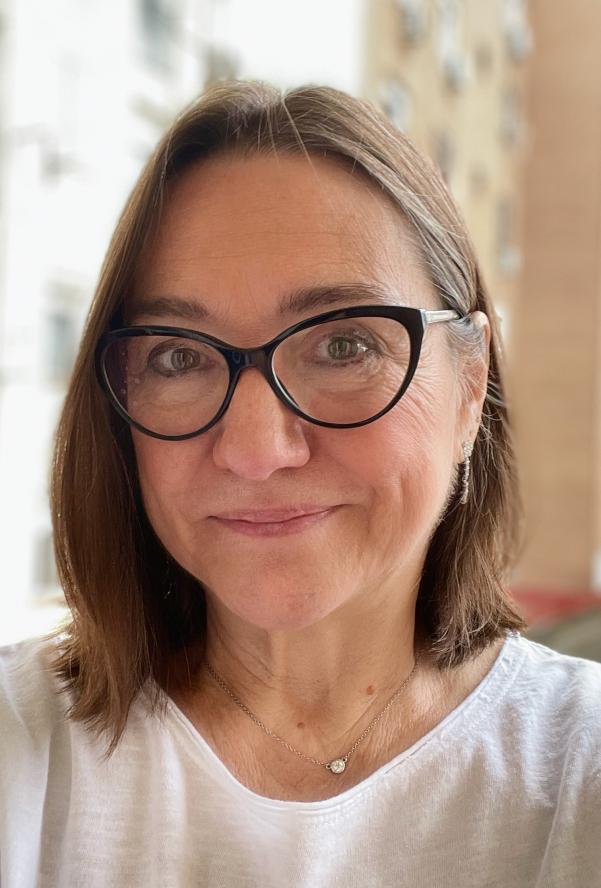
[209,506,339,538]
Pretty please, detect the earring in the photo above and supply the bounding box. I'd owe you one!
[460,441,473,505]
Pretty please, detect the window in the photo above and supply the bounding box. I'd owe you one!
[44,281,83,384]
[204,46,239,86]
[436,0,469,91]
[380,78,413,133]
[45,310,77,383]
[503,0,533,62]
[394,0,427,46]
[432,130,454,184]
[33,530,58,594]
[138,0,175,71]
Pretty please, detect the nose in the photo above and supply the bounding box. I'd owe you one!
[211,368,311,480]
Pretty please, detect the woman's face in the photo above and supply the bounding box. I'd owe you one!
[130,153,488,631]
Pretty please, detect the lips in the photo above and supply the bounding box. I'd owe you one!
[212,507,334,523]
[210,506,339,537]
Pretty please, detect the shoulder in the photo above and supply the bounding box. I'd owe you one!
[0,634,70,758]
[505,636,601,872]
[498,633,601,782]
[508,633,601,719]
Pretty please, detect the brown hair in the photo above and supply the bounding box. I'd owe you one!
[46,80,527,757]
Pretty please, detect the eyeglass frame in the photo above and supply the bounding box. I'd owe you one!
[95,304,466,441]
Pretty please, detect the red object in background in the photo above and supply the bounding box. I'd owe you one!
[510,587,601,627]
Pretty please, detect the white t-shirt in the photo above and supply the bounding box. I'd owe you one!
[1,629,600,887]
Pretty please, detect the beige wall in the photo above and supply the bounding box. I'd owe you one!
[362,0,528,344]
[511,0,601,590]
[363,1,601,592]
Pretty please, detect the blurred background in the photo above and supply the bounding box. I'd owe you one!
[1,0,601,659]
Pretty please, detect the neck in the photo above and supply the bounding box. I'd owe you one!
[196,579,433,756]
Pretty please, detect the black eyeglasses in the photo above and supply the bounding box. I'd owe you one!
[95,304,464,440]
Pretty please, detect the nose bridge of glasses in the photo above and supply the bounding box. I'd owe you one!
[223,344,285,409]
[225,342,272,380]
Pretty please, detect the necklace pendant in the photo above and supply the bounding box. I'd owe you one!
[326,757,347,774]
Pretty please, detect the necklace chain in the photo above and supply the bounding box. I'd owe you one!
[204,649,423,774]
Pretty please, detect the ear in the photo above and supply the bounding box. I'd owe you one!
[453,311,491,463]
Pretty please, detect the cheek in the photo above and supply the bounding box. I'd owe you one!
[401,374,456,483]
[132,433,209,518]
[347,371,456,522]
[383,364,454,452]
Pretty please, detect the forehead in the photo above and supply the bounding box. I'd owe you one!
[132,152,436,334]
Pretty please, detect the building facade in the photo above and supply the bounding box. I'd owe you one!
[0,0,225,640]
[510,0,601,593]
[364,0,601,599]
[363,0,531,348]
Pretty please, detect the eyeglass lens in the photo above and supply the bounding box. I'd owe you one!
[102,317,412,436]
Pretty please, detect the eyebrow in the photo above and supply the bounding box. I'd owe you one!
[129,282,399,324]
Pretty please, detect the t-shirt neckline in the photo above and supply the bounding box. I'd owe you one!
[162,630,525,814]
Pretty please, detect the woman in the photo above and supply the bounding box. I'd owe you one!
[1,80,599,887]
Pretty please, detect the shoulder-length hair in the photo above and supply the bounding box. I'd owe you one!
[46,80,527,757]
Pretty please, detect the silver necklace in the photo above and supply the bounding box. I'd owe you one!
[204,650,422,775]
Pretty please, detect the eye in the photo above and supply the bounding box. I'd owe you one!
[322,334,371,361]
[311,329,380,365]
[148,343,207,376]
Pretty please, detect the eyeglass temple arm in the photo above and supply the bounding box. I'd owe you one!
[423,309,465,325]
